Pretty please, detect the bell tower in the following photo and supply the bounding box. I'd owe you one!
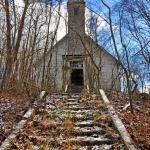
[67,0,85,36]
[67,0,85,54]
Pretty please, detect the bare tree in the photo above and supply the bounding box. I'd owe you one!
[1,0,30,89]
[0,0,64,93]
[101,0,136,113]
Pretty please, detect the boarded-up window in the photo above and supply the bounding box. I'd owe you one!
[73,8,78,16]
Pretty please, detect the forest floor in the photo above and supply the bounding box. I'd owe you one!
[109,92,150,150]
[0,91,30,145]
[0,91,149,149]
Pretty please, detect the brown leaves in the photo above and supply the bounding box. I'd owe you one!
[118,109,150,148]
[0,92,29,144]
[62,118,75,132]
[24,139,33,150]
[110,91,150,149]
[86,146,92,150]
[39,118,56,130]
[25,128,35,136]
[93,112,102,122]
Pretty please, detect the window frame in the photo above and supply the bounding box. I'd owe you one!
[73,7,79,16]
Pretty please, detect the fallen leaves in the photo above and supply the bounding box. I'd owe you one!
[120,110,150,149]
[0,91,29,144]
[112,92,150,149]
[1,93,127,149]
[39,118,57,130]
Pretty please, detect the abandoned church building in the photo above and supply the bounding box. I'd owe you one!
[37,0,120,92]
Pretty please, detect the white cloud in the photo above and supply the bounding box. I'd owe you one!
[14,0,24,7]
[141,83,150,94]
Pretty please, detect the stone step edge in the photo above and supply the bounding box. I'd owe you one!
[99,89,137,150]
[0,108,35,149]
[57,137,112,146]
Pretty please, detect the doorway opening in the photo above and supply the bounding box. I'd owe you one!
[71,69,83,86]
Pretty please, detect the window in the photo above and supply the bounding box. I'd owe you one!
[70,61,83,69]
[73,7,78,16]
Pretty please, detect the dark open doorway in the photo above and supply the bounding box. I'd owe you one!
[71,69,83,86]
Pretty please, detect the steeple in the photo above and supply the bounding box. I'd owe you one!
[67,0,85,36]
[67,0,85,54]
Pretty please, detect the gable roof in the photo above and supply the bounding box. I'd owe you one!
[51,34,118,64]
[85,35,118,63]
[35,33,118,67]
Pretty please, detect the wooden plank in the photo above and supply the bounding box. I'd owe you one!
[99,89,137,150]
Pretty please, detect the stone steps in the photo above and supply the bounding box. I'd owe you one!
[63,107,92,111]
[0,93,132,149]
[43,94,118,149]
[60,137,112,146]
[67,85,83,93]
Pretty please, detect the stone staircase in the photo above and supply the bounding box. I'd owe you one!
[42,94,124,149]
[67,85,83,93]
[1,93,125,149]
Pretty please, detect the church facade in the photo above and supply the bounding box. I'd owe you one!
[38,0,120,92]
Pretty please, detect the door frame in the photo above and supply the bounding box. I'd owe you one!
[62,55,85,88]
